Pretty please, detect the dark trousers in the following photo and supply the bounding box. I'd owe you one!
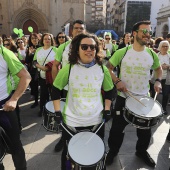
[0,111,26,170]
[39,77,51,112]
[108,95,151,154]
[30,73,39,103]
[150,79,170,110]
[61,123,105,170]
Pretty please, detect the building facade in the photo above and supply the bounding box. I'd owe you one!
[106,0,170,37]
[0,0,109,36]
[156,3,170,38]
[0,0,86,36]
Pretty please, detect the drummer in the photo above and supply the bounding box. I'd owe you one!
[51,33,113,170]
[106,20,162,167]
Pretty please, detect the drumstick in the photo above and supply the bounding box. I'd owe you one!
[154,92,158,101]
[126,91,146,107]
[85,121,105,145]
[60,123,73,137]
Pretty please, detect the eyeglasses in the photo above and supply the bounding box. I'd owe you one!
[73,27,84,30]
[4,43,10,46]
[80,44,96,51]
[31,37,38,40]
[58,36,65,39]
[162,46,169,48]
[136,29,153,35]
[105,38,110,40]
[17,41,23,44]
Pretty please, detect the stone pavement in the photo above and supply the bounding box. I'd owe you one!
[2,91,170,170]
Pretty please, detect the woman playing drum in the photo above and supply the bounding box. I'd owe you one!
[51,33,113,170]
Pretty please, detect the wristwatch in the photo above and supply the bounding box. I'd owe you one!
[155,78,161,83]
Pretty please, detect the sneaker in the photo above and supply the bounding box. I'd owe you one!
[135,151,156,167]
[166,132,170,142]
[163,110,168,115]
[105,150,117,166]
[55,138,64,152]
[30,102,38,108]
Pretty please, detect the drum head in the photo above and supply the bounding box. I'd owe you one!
[126,96,162,117]
[68,132,105,166]
[45,100,65,113]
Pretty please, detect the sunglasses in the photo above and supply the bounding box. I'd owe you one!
[105,38,110,40]
[58,36,65,39]
[17,41,23,44]
[4,43,10,46]
[136,29,153,35]
[80,44,96,51]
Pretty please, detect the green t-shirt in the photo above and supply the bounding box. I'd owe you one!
[0,47,24,100]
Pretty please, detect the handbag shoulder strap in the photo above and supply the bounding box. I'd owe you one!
[42,47,53,66]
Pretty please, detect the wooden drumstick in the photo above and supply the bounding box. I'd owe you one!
[154,92,158,101]
[126,91,146,107]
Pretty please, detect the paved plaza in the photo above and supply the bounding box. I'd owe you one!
[2,91,170,170]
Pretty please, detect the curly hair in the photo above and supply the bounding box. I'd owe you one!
[69,33,103,65]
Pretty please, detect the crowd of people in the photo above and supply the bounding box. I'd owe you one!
[0,19,169,170]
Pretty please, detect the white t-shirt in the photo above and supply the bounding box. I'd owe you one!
[158,53,170,79]
[34,47,57,79]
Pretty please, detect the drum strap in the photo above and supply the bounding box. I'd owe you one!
[65,124,99,133]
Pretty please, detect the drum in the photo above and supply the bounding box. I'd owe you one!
[124,96,163,129]
[43,99,65,132]
[68,132,105,169]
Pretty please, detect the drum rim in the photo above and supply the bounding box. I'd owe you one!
[68,131,105,166]
[123,112,161,129]
[45,99,66,114]
[125,95,163,118]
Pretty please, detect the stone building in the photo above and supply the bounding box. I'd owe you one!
[156,3,170,38]
[0,0,86,37]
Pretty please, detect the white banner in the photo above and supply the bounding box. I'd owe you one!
[64,23,70,36]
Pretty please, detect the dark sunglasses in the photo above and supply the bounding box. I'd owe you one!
[80,44,96,51]
[58,36,65,39]
[4,43,10,46]
[105,38,110,40]
[17,41,23,44]
[136,29,153,35]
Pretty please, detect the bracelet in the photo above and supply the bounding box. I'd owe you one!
[155,78,161,83]
[114,79,121,85]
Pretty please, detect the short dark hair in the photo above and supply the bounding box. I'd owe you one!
[69,33,102,65]
[166,33,170,38]
[132,20,151,33]
[73,20,85,26]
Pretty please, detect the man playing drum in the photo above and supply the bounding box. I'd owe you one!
[0,46,31,170]
[106,20,162,167]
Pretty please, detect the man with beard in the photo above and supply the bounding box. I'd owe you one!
[106,21,162,167]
